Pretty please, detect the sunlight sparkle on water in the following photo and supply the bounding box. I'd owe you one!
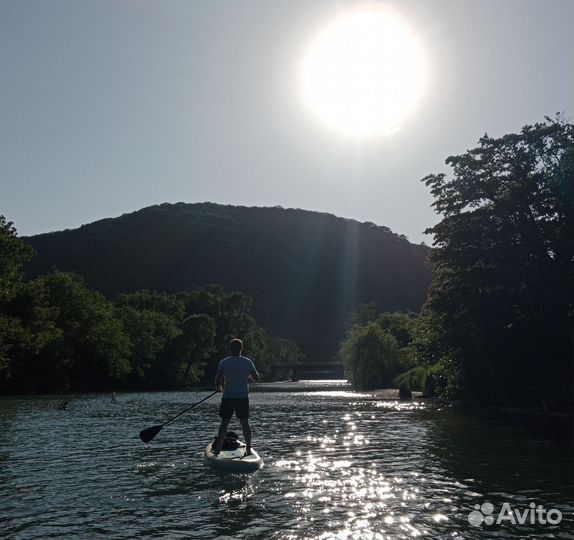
[2,390,572,540]
[272,408,434,540]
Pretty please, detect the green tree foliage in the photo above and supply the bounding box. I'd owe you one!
[181,285,304,382]
[115,298,182,387]
[261,335,305,380]
[115,290,216,389]
[341,306,418,390]
[394,364,445,397]
[346,301,378,328]
[0,226,303,393]
[116,287,294,389]
[182,286,257,379]
[340,322,405,389]
[157,313,216,388]
[118,290,185,320]
[2,272,132,392]
[376,311,417,349]
[23,203,432,364]
[0,218,39,388]
[418,116,573,406]
[0,216,34,301]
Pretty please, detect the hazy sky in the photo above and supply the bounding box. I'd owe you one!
[1,0,572,243]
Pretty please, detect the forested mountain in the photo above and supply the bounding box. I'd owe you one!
[24,203,431,362]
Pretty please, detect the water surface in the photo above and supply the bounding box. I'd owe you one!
[1,383,572,539]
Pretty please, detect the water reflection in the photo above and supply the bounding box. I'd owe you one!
[0,389,571,540]
[266,397,572,540]
[268,399,456,540]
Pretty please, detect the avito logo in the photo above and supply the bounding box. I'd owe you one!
[468,501,562,527]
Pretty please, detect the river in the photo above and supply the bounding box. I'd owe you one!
[1,381,572,539]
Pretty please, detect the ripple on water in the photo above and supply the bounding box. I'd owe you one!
[0,390,572,540]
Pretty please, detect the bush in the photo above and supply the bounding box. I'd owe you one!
[394,364,445,397]
[340,322,409,389]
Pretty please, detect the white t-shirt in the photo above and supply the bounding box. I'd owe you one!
[218,355,257,398]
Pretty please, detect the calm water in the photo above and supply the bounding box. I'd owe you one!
[1,383,572,540]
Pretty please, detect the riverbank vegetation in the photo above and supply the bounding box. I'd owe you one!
[339,306,445,397]
[340,308,416,389]
[2,116,571,409]
[341,116,573,410]
[23,203,431,365]
[0,222,303,394]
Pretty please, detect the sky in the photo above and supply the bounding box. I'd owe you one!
[1,0,572,244]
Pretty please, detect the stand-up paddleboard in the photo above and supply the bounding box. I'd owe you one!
[204,432,263,473]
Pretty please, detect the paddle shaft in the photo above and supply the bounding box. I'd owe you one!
[162,390,218,428]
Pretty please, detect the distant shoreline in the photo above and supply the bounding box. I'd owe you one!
[0,381,424,399]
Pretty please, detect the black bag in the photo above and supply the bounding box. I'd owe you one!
[212,431,241,451]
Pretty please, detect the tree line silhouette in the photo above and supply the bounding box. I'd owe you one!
[23,201,431,365]
[340,116,572,411]
[0,236,303,393]
[1,116,570,409]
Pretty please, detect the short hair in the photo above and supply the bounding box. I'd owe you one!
[229,338,243,355]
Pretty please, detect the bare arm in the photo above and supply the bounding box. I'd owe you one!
[249,369,260,382]
[215,369,224,391]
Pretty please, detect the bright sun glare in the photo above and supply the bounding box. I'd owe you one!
[300,6,427,137]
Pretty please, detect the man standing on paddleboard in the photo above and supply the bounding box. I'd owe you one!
[214,338,259,455]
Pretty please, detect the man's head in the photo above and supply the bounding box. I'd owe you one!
[229,338,243,356]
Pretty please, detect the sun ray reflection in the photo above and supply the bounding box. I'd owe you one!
[270,398,468,540]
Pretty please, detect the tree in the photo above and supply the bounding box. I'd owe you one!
[183,286,267,380]
[341,307,418,390]
[115,303,181,387]
[0,272,132,392]
[376,311,417,348]
[0,216,34,301]
[31,272,132,391]
[347,302,378,328]
[0,217,38,390]
[261,334,305,380]
[24,203,432,365]
[340,322,405,389]
[419,116,573,406]
[160,313,216,387]
[118,290,185,320]
[117,290,219,389]
[0,218,309,392]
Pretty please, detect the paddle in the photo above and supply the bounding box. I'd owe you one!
[139,390,218,444]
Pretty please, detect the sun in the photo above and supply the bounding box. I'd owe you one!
[300,6,427,137]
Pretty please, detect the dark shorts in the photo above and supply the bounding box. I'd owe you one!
[219,397,249,419]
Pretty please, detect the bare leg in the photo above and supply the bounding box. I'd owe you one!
[215,418,230,454]
[239,417,252,454]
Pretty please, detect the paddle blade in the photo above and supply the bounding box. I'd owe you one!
[140,424,163,444]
